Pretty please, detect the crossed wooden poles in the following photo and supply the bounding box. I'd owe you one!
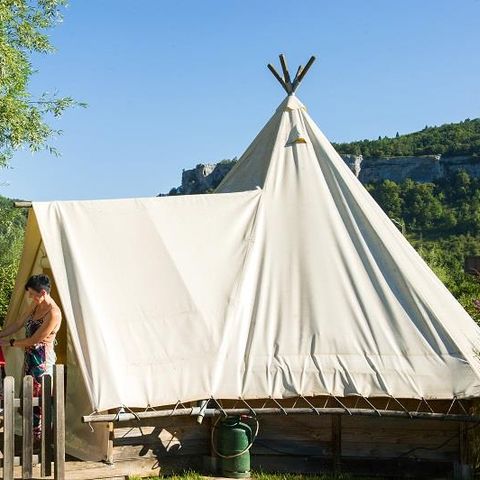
[267,54,316,95]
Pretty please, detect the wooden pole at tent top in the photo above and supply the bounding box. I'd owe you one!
[14,201,32,208]
[268,54,316,95]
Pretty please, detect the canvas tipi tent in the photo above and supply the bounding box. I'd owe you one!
[5,56,480,466]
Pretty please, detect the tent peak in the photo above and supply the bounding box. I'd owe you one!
[267,54,316,95]
[276,95,307,113]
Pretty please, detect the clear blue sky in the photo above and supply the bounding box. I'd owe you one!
[2,0,479,201]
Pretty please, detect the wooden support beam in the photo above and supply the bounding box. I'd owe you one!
[54,365,65,480]
[14,201,32,208]
[22,375,34,479]
[332,415,342,474]
[278,54,292,93]
[41,374,53,477]
[267,63,289,94]
[292,65,303,85]
[459,422,468,465]
[3,376,15,480]
[269,54,316,95]
[292,56,316,92]
[294,55,316,88]
[106,421,115,466]
[454,422,473,479]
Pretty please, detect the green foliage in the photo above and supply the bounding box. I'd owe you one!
[0,0,85,167]
[333,118,480,158]
[366,171,480,236]
[0,195,26,324]
[412,235,480,320]
[368,179,403,219]
[402,180,444,229]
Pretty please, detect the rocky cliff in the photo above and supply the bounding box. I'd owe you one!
[167,161,237,195]
[358,155,480,184]
[165,155,480,195]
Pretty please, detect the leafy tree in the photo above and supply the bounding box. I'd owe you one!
[402,180,443,230]
[370,180,403,219]
[437,170,472,204]
[414,235,480,321]
[439,209,457,230]
[0,0,84,167]
[0,195,26,324]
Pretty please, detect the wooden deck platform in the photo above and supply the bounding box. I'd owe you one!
[8,456,160,480]
[5,453,462,480]
[1,407,474,479]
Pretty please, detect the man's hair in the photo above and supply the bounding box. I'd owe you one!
[25,274,51,294]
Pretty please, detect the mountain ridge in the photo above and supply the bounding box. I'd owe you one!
[165,118,480,196]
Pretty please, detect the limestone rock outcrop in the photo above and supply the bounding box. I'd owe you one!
[165,155,480,195]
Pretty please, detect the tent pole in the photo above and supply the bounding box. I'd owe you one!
[267,63,289,94]
[292,65,303,86]
[292,55,316,92]
[268,54,316,95]
[14,201,32,208]
[296,55,316,83]
[278,54,292,94]
[82,407,480,424]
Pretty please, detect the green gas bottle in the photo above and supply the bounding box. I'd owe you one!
[217,416,253,478]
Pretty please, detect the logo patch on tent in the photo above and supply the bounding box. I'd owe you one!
[286,125,308,146]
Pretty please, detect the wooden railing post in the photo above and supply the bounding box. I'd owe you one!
[332,414,342,474]
[41,374,53,477]
[53,365,65,480]
[1,369,64,479]
[3,376,15,480]
[22,375,33,479]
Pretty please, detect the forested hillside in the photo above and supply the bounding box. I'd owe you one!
[333,118,480,158]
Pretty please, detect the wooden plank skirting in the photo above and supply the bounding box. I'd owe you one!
[107,407,475,478]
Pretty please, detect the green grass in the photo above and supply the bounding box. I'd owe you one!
[129,472,204,480]
[129,472,379,480]
[254,473,356,480]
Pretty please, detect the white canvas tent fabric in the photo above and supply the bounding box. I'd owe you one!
[6,94,480,460]
[7,191,263,459]
[215,95,480,399]
[33,191,263,410]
